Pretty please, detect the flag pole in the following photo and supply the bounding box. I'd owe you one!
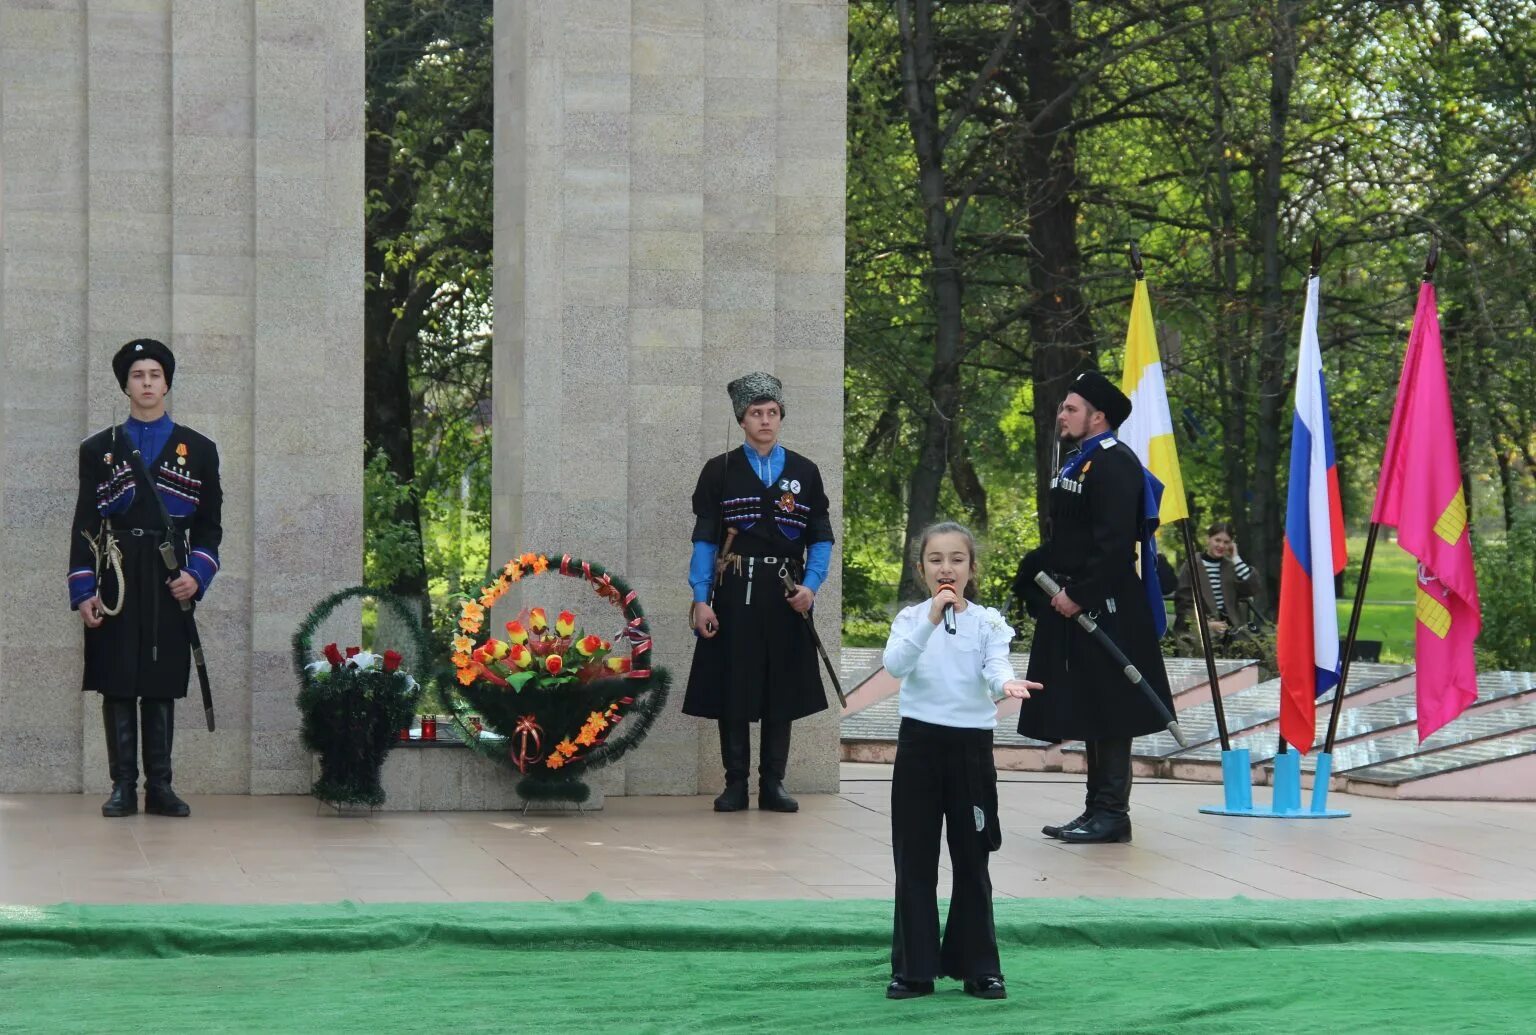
[1131,243,1231,750]
[1324,236,1438,754]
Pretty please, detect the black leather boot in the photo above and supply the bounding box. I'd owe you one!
[100,697,139,818]
[1060,737,1132,843]
[713,720,750,812]
[758,721,798,812]
[1043,740,1096,838]
[141,699,190,817]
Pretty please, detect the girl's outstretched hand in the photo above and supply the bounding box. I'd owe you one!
[1001,679,1040,700]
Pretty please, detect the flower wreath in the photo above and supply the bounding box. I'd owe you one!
[446,552,670,794]
[291,586,433,807]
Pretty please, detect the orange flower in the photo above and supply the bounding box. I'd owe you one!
[605,656,632,674]
[531,555,549,574]
[458,616,477,633]
[545,751,566,769]
[508,565,523,583]
[452,635,474,653]
[508,643,532,669]
[452,654,473,670]
[456,668,476,686]
[585,711,610,732]
[503,559,520,577]
[555,738,578,758]
[479,592,498,608]
[462,601,485,620]
[518,552,538,567]
[545,654,563,675]
[575,634,604,658]
[529,607,548,633]
[575,727,598,747]
[555,610,576,637]
[505,620,528,644]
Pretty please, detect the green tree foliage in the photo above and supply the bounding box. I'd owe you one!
[847,0,1536,634]
[1476,509,1536,670]
[365,0,493,608]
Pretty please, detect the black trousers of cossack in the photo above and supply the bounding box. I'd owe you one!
[890,717,1002,983]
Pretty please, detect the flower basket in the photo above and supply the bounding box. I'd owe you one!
[448,552,670,806]
[292,587,432,808]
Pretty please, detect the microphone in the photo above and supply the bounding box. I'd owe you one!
[939,579,957,635]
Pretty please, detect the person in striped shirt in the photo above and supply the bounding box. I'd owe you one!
[1173,521,1259,648]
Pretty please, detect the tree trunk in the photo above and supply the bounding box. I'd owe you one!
[1024,0,1096,527]
[1204,6,1251,550]
[894,0,968,600]
[1248,0,1301,605]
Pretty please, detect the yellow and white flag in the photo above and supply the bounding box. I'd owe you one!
[1118,279,1188,524]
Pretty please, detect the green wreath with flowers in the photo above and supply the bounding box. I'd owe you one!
[292,587,433,807]
[448,552,670,804]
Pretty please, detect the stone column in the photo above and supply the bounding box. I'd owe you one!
[493,0,847,796]
[0,0,364,794]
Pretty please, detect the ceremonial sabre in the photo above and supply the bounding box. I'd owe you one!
[779,567,847,708]
[156,540,216,732]
[1034,571,1187,747]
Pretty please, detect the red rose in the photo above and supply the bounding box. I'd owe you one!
[322,642,344,667]
[383,650,403,673]
[545,654,564,675]
[345,646,361,659]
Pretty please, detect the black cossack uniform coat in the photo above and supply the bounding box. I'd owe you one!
[70,425,223,700]
[1012,438,1173,742]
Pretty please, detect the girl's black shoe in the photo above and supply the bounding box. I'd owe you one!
[963,976,1007,1000]
[886,978,935,1000]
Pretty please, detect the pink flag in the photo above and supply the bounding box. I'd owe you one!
[1372,282,1481,741]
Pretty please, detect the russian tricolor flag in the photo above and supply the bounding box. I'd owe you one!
[1277,274,1347,753]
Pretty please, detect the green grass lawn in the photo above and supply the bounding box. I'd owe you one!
[1339,534,1416,662]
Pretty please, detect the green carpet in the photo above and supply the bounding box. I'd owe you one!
[1,896,1531,1033]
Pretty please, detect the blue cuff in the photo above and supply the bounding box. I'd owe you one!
[690,541,717,603]
[68,570,97,610]
[186,549,219,600]
[803,540,833,593]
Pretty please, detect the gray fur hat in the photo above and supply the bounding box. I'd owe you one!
[727,371,785,422]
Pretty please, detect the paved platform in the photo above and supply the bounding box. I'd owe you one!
[2,764,1532,905]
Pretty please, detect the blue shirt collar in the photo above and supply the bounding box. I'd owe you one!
[1060,430,1115,478]
[741,441,784,485]
[125,414,172,432]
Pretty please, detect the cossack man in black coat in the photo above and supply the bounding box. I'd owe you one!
[1012,370,1173,843]
[684,373,834,813]
[69,339,223,819]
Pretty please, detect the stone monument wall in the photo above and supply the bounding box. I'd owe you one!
[492,0,848,795]
[0,0,364,793]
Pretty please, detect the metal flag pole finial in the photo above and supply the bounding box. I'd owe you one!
[1129,241,1145,281]
[1423,236,1440,282]
[1309,236,1322,277]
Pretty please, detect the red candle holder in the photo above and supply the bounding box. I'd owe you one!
[421,715,437,741]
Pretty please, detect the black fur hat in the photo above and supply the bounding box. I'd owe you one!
[112,338,175,392]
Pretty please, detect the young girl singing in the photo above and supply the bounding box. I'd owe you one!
[882,522,1040,1001]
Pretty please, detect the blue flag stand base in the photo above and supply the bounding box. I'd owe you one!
[1199,748,1350,818]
